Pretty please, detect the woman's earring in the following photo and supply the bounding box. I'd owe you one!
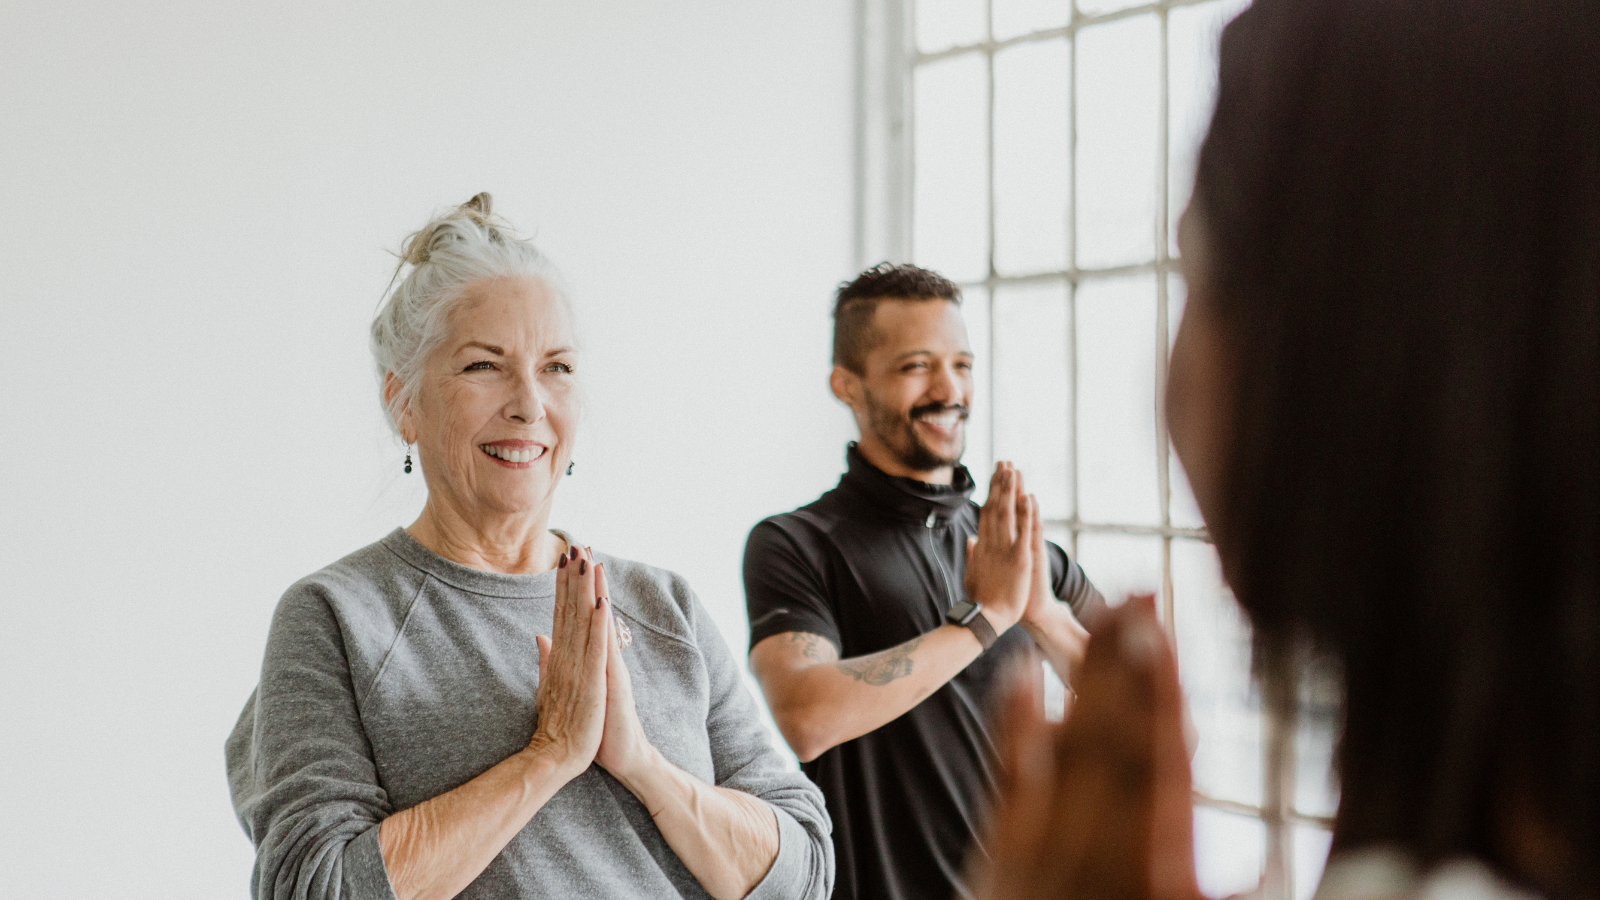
[566,460,575,476]
[404,445,414,474]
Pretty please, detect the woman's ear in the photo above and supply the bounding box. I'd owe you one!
[383,372,417,443]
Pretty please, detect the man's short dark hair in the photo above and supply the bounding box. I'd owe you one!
[831,263,962,373]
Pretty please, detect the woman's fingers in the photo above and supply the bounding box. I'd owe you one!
[594,557,610,608]
[536,634,552,684]
[1051,598,1200,900]
[971,655,1062,900]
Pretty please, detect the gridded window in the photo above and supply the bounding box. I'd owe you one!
[858,1,1338,897]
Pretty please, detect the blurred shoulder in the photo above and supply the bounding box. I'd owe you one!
[1313,849,1544,900]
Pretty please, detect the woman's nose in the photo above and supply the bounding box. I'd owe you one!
[506,371,547,423]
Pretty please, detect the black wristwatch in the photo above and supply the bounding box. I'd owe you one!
[945,598,998,651]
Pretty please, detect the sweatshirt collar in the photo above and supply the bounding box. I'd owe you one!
[381,527,571,599]
[838,442,975,524]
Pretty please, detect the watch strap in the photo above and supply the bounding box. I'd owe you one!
[965,611,998,651]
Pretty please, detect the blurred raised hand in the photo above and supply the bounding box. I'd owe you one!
[971,595,1204,900]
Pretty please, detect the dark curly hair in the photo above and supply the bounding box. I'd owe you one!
[832,263,962,373]
[1194,0,1600,894]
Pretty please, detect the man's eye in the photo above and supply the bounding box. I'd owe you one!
[903,362,928,372]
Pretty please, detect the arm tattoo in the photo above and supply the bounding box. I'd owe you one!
[837,635,925,686]
[786,632,837,663]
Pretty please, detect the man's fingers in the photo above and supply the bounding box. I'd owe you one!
[992,466,1018,544]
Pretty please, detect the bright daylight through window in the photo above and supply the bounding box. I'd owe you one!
[856,0,1339,897]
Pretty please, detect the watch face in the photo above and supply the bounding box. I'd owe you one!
[946,598,980,625]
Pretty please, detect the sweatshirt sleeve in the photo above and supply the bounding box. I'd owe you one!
[683,583,835,900]
[225,585,400,900]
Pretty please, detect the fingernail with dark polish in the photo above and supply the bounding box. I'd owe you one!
[570,546,580,560]
[558,555,567,569]
[579,559,587,575]
[596,596,604,609]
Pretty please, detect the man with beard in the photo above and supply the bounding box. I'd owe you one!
[743,263,1106,900]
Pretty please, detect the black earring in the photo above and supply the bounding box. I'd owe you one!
[404,445,414,474]
[566,460,575,476]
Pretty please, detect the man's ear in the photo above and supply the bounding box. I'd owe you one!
[830,365,863,412]
[383,371,417,443]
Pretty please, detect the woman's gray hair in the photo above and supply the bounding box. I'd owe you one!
[370,193,565,437]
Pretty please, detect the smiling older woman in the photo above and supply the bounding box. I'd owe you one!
[226,195,832,900]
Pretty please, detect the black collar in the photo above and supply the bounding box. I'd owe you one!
[837,442,975,524]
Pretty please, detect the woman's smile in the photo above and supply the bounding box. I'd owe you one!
[479,440,548,467]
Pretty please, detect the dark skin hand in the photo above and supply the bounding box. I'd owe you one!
[971,595,1205,900]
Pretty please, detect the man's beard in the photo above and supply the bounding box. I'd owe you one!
[864,391,968,473]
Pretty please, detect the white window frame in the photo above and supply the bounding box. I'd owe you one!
[853,2,1332,898]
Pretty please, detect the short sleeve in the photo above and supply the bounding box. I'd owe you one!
[684,585,835,900]
[1047,540,1111,632]
[225,587,400,900]
[742,519,842,652]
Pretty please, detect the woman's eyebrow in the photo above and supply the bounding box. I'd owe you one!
[456,341,506,356]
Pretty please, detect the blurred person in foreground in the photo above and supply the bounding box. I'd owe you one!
[971,1,1600,899]
[226,194,831,900]
[743,263,1106,900]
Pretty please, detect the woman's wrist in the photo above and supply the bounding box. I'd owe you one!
[520,733,593,784]
[609,743,673,803]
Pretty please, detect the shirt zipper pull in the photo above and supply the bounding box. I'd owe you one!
[925,511,937,528]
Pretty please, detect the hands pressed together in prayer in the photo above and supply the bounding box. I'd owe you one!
[966,461,1094,691]
[529,545,653,784]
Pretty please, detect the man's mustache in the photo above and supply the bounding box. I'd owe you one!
[909,403,969,420]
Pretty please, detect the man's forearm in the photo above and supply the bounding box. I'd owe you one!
[761,625,986,761]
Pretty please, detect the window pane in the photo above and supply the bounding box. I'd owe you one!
[993,281,1071,517]
[994,39,1070,275]
[1168,0,1249,256]
[1295,661,1340,820]
[1075,13,1160,268]
[1072,531,1162,609]
[993,0,1069,41]
[1076,273,1160,525]
[1167,272,1206,529]
[916,0,987,52]
[914,54,989,283]
[1173,538,1262,806]
[962,286,995,494]
[1194,806,1266,899]
[1294,825,1334,900]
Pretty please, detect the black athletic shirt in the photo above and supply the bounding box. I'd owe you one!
[743,444,1106,900]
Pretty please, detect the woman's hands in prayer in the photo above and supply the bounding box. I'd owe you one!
[593,558,655,781]
[530,544,656,782]
[971,595,1205,900]
[529,545,619,778]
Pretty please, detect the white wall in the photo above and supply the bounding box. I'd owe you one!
[0,1,857,895]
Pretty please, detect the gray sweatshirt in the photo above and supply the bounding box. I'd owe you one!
[226,529,833,900]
